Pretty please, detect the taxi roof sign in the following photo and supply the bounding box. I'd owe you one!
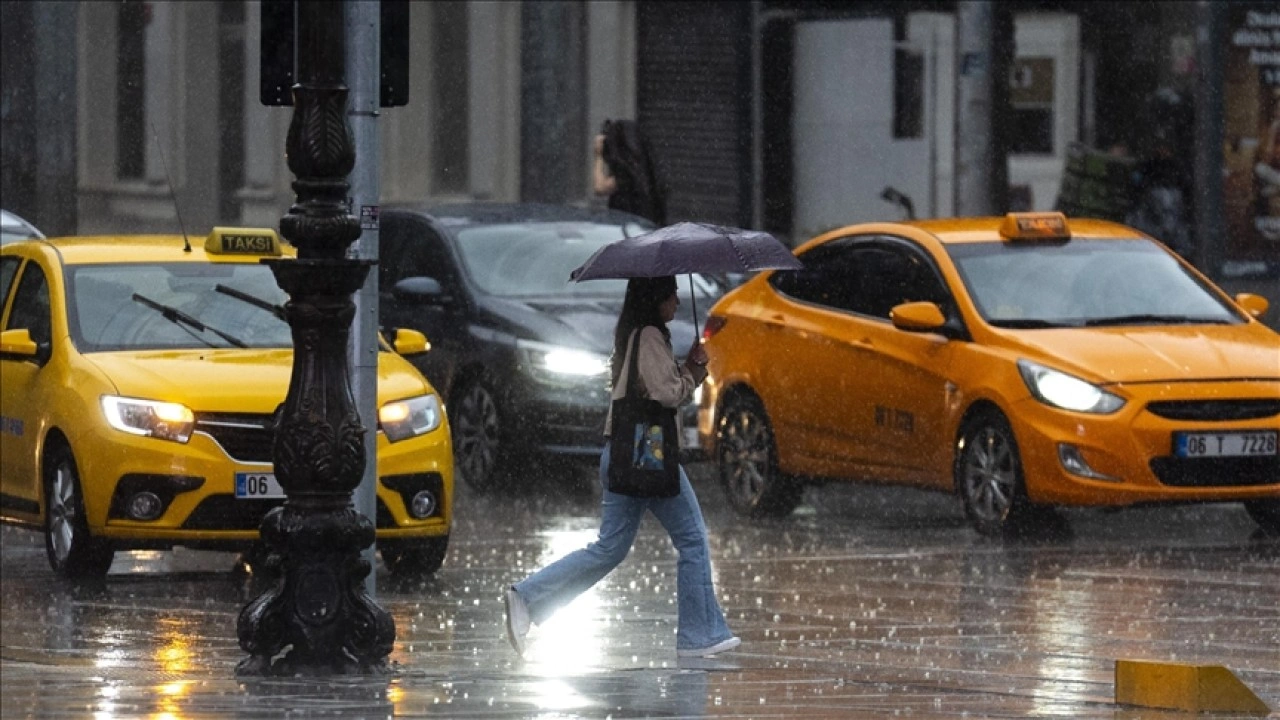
[998,212,1071,241]
[205,227,283,256]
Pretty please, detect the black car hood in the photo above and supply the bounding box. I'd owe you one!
[477,295,704,359]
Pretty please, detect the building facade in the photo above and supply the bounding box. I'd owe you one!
[2,1,1275,276]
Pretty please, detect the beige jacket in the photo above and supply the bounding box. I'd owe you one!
[604,325,698,438]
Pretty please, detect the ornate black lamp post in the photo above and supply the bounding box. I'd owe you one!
[236,2,393,676]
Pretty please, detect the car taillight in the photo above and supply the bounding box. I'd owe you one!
[703,315,727,340]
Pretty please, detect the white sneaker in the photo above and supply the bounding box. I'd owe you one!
[676,635,741,658]
[504,587,530,656]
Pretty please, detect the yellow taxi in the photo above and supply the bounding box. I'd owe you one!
[699,213,1280,536]
[0,228,453,579]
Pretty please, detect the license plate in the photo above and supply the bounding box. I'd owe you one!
[235,472,285,499]
[1173,431,1278,458]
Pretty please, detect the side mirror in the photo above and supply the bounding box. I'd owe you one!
[0,328,41,362]
[1234,292,1269,320]
[392,328,430,356]
[890,301,947,333]
[392,276,451,306]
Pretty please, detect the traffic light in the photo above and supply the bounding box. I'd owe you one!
[260,0,409,108]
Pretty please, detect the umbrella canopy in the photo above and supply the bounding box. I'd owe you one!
[569,221,801,281]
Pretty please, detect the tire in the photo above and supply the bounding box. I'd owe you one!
[43,442,113,580]
[381,536,449,578]
[716,393,802,518]
[1244,500,1280,537]
[954,409,1029,536]
[449,374,510,492]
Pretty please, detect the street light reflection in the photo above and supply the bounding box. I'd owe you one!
[154,621,193,674]
[525,527,605,673]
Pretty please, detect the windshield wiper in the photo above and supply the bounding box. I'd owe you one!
[131,293,248,348]
[215,283,287,321]
[989,318,1078,329]
[1084,314,1232,327]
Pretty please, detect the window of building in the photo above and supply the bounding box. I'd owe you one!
[430,1,469,193]
[1009,56,1055,155]
[116,1,148,179]
[893,46,924,140]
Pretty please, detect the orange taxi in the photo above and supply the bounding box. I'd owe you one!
[698,213,1280,535]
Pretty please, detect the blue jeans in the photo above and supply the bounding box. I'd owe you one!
[512,444,734,651]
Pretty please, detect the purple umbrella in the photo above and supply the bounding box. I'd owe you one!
[569,221,802,335]
[570,221,801,281]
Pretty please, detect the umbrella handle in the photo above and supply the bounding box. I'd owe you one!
[688,273,700,341]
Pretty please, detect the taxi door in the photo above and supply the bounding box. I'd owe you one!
[841,237,960,486]
[762,237,881,474]
[0,254,52,519]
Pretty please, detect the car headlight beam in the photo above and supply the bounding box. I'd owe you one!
[101,396,196,443]
[1017,360,1125,414]
[379,394,442,443]
[516,339,609,384]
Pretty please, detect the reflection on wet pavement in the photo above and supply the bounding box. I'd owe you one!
[2,463,1277,718]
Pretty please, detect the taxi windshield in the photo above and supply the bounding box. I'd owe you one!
[67,262,291,351]
[947,238,1243,328]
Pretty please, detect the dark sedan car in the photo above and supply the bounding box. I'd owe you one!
[379,203,721,491]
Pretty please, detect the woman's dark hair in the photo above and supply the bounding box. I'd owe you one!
[611,275,676,385]
[601,119,668,226]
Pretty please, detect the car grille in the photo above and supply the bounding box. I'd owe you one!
[195,413,274,463]
[1149,456,1280,487]
[1145,399,1280,421]
[182,495,398,530]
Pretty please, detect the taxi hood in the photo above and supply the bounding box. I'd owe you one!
[86,349,432,412]
[1009,324,1280,384]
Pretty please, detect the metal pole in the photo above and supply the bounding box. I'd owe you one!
[955,0,995,216]
[345,0,380,598]
[237,0,393,676]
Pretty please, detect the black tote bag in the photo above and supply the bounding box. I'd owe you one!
[606,328,681,498]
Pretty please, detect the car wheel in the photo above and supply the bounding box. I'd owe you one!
[716,393,802,518]
[955,410,1028,536]
[450,374,509,492]
[43,442,113,580]
[381,536,449,578]
[1244,500,1280,537]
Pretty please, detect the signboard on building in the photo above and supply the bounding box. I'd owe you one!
[1222,4,1280,263]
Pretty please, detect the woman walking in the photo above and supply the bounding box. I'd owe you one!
[504,276,740,658]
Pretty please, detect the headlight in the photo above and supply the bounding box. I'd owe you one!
[379,394,442,442]
[516,339,609,384]
[1017,360,1125,414]
[101,396,195,443]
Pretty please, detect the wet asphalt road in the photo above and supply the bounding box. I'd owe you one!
[2,460,1278,719]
